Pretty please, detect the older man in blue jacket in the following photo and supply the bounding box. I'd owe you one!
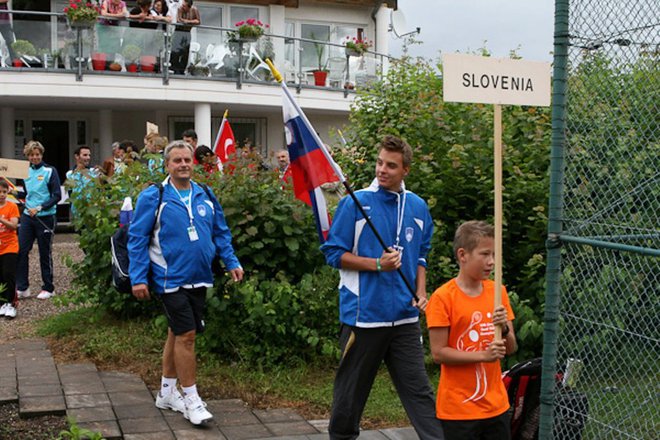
[321,135,444,440]
[128,140,243,426]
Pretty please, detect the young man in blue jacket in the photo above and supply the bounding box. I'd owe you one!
[320,135,444,440]
[128,140,243,426]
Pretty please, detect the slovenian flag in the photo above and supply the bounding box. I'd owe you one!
[282,90,344,242]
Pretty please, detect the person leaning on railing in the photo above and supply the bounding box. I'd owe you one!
[99,0,128,55]
[170,0,200,74]
[0,0,16,61]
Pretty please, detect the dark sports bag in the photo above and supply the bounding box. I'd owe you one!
[110,183,216,293]
[503,357,544,440]
[110,184,164,294]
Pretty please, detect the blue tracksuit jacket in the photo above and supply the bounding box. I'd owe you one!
[320,180,433,327]
[19,162,61,216]
[127,177,241,294]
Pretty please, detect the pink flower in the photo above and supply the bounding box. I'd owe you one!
[235,20,244,26]
[246,18,256,25]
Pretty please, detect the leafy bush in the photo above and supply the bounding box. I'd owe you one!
[199,266,340,366]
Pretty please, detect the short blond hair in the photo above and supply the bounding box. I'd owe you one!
[24,140,45,157]
[164,140,194,161]
[453,220,494,260]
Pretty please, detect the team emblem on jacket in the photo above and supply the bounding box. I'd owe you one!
[405,227,414,242]
[196,204,207,217]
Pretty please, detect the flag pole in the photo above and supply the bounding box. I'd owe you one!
[266,59,419,302]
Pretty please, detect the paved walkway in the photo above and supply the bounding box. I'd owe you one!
[0,339,419,440]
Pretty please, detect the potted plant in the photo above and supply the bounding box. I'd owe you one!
[140,55,157,73]
[186,53,210,77]
[90,52,107,70]
[64,0,101,29]
[11,40,36,67]
[343,36,373,57]
[122,44,141,72]
[311,35,328,86]
[228,18,268,43]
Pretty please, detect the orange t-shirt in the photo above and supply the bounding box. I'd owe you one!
[427,278,515,420]
[0,201,19,255]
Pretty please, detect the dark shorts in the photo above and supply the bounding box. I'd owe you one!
[441,410,511,440]
[160,287,207,336]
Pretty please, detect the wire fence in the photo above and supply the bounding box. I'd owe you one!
[540,0,659,439]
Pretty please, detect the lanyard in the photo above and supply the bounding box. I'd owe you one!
[173,185,194,225]
[395,189,406,248]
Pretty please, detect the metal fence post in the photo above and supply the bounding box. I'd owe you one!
[539,0,569,438]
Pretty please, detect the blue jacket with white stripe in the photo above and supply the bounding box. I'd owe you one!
[127,178,241,294]
[320,181,433,328]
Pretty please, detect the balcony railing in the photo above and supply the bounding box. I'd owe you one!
[0,10,393,96]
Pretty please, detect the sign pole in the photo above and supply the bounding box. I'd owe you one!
[493,103,503,340]
[441,53,550,341]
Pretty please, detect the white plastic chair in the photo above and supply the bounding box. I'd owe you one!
[205,43,228,70]
[188,41,201,65]
[326,57,346,88]
[244,45,271,81]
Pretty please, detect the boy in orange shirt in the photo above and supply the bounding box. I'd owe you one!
[427,220,517,439]
[0,179,20,319]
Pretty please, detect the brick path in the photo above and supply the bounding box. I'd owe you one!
[0,339,419,440]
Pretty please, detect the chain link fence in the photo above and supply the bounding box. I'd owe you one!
[540,1,659,439]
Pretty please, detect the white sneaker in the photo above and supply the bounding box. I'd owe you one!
[4,304,16,319]
[17,288,31,299]
[37,290,54,300]
[155,389,186,413]
[0,303,7,316]
[184,395,213,425]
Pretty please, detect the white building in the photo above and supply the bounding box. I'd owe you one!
[0,0,396,180]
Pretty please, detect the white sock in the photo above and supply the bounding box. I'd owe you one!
[182,384,199,400]
[160,376,177,396]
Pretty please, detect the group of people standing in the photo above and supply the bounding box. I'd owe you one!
[97,0,201,74]
[0,132,519,439]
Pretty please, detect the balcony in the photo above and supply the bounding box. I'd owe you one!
[0,10,391,98]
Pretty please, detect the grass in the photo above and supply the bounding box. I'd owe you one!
[37,306,438,428]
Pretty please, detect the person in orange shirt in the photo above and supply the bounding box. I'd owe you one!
[427,220,517,440]
[0,179,20,319]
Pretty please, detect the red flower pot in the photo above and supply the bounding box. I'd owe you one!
[12,59,23,67]
[126,63,138,72]
[313,70,328,87]
[91,53,107,70]
[140,55,156,72]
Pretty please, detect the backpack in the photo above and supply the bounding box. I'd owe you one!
[110,182,216,294]
[110,184,164,294]
[503,358,544,440]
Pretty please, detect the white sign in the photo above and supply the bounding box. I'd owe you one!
[443,53,551,107]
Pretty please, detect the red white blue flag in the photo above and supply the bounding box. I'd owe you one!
[282,91,343,242]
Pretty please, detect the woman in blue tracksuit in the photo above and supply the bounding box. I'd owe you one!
[16,141,61,300]
[320,135,444,440]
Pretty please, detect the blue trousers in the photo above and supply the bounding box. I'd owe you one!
[16,213,55,293]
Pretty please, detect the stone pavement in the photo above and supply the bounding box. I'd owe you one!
[0,339,419,440]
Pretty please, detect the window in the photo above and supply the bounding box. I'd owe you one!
[286,22,363,72]
[196,4,223,58]
[230,6,259,25]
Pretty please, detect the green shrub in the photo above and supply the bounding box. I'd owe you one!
[199,266,340,366]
